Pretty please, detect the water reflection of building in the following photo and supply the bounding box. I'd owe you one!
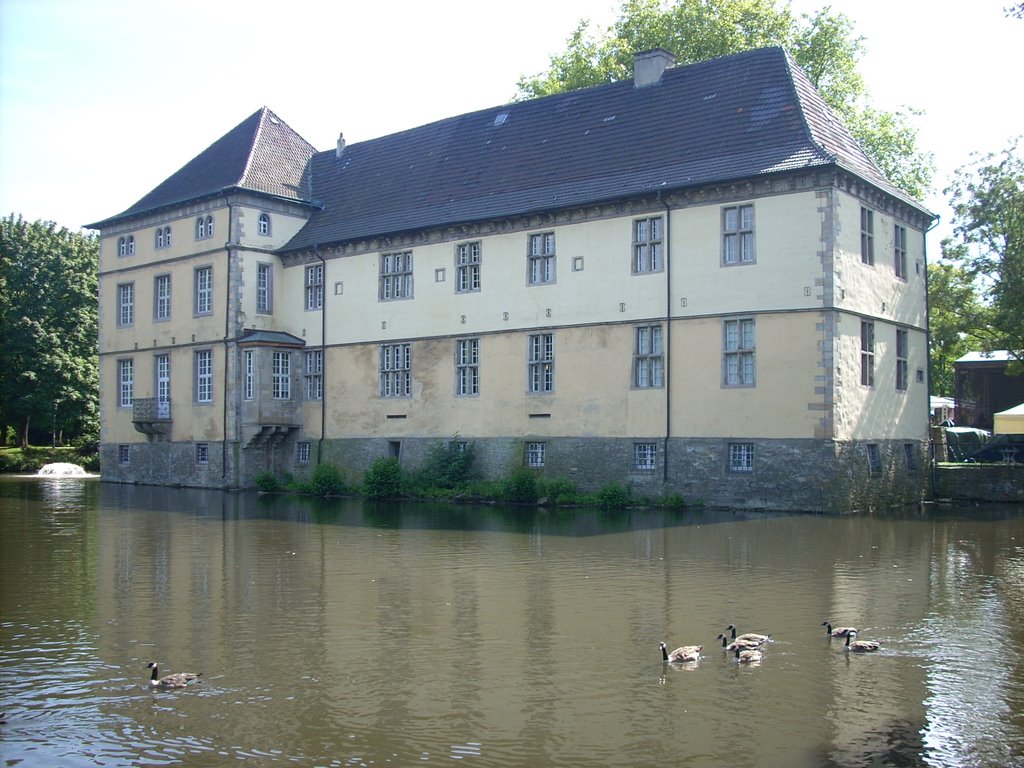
[87,46,933,513]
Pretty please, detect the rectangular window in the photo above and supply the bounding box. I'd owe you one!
[635,442,657,471]
[272,351,291,400]
[866,443,881,476]
[154,354,170,418]
[305,264,323,310]
[380,251,413,300]
[154,275,171,321]
[244,350,255,400]
[526,442,546,468]
[456,241,481,292]
[196,443,209,465]
[527,232,555,285]
[860,321,875,387]
[634,325,664,388]
[896,329,909,392]
[380,342,411,397]
[257,263,272,313]
[729,443,754,472]
[456,338,480,396]
[118,444,130,465]
[195,350,213,403]
[194,266,212,315]
[304,350,323,400]
[894,224,907,280]
[722,204,755,265]
[117,282,134,327]
[860,207,875,265]
[118,358,134,407]
[633,217,663,273]
[723,318,755,386]
[527,333,554,393]
[297,442,311,464]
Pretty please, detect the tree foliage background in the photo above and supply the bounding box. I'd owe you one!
[516,0,933,199]
[0,214,99,447]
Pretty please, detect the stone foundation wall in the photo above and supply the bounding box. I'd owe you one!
[932,464,1024,503]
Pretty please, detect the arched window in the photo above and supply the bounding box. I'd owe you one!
[156,229,164,249]
[258,213,271,237]
[205,215,214,238]
[164,226,172,247]
[118,237,127,256]
[195,217,205,239]
[127,235,135,255]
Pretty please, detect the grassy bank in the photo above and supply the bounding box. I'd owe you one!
[0,446,100,473]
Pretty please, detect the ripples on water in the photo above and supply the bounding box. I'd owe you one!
[1,481,1023,767]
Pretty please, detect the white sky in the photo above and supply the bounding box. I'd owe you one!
[1,0,1021,247]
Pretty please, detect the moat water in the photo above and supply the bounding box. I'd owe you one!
[1,476,1022,767]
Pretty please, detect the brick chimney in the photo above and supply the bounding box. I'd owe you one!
[633,48,676,88]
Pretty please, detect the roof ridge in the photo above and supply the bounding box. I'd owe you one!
[238,106,270,189]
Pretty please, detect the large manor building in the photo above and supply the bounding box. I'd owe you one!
[88,48,934,512]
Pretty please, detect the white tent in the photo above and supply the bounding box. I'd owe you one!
[994,402,1024,435]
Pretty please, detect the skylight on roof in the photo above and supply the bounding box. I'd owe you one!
[493,112,509,127]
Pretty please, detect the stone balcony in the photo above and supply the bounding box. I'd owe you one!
[132,398,172,441]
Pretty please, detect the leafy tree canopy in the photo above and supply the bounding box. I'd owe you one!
[0,214,99,446]
[927,261,990,396]
[516,0,933,199]
[942,138,1024,372]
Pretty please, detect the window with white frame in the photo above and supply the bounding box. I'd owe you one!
[117,282,134,327]
[304,350,323,400]
[194,266,212,315]
[896,328,909,392]
[380,342,411,397]
[633,216,663,273]
[243,350,255,400]
[256,263,272,313]
[526,442,546,468]
[634,324,664,388]
[196,442,210,465]
[527,232,555,284]
[118,444,131,465]
[860,320,875,387]
[722,204,754,265]
[197,214,214,240]
[118,236,128,257]
[380,251,413,300]
[305,264,323,310]
[155,226,171,249]
[729,442,754,472]
[297,442,311,464]
[272,351,291,400]
[860,207,874,265]
[258,212,271,237]
[894,224,907,280]
[723,318,755,386]
[456,241,481,292]
[527,333,554,393]
[118,358,134,407]
[456,338,479,396]
[154,274,171,321]
[195,350,213,403]
[635,442,657,470]
[155,354,170,418]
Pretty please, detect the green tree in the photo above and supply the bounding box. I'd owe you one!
[927,260,989,396]
[0,214,99,447]
[943,139,1024,371]
[516,0,933,199]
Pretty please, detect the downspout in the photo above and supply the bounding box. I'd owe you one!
[222,200,234,484]
[660,193,672,485]
[316,245,326,464]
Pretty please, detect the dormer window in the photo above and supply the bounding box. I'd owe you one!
[258,213,271,237]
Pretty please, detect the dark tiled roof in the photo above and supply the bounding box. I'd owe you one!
[237,329,305,347]
[282,47,926,252]
[87,107,316,228]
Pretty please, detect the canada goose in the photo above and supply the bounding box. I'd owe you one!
[822,621,857,637]
[725,625,771,643]
[659,641,702,663]
[844,632,880,653]
[147,661,202,688]
[716,633,763,650]
[733,646,763,663]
